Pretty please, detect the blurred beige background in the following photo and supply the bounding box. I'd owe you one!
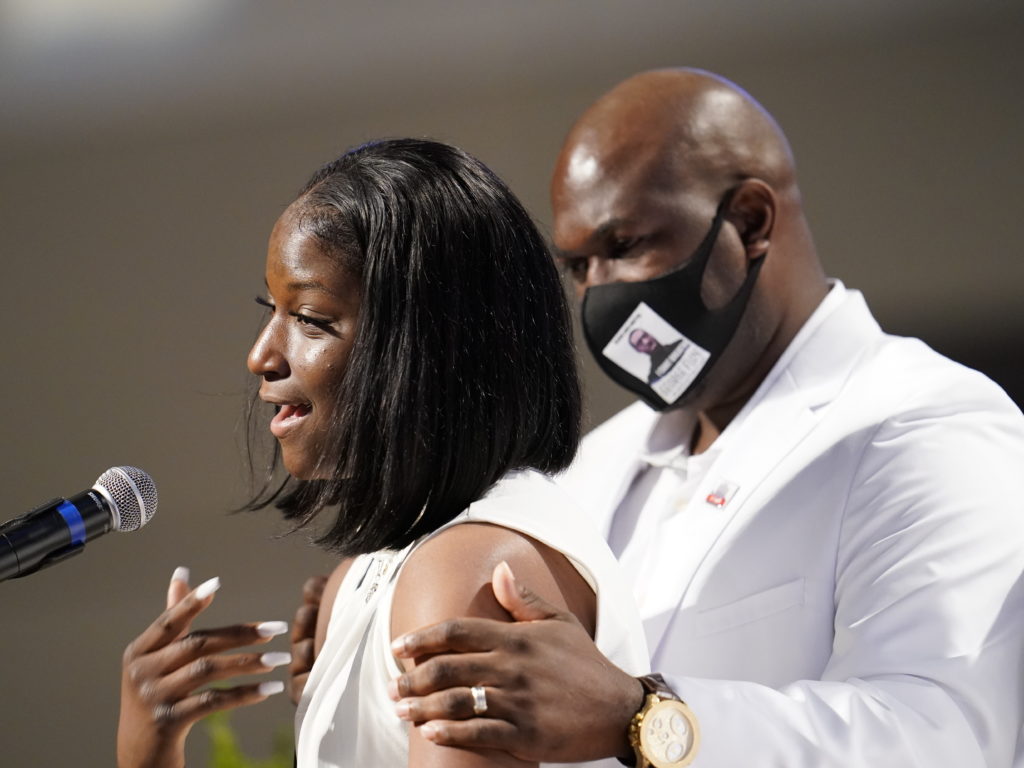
[1,1,1021,765]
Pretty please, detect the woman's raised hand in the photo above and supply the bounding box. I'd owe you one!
[117,567,290,768]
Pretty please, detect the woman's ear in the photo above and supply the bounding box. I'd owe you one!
[727,179,775,260]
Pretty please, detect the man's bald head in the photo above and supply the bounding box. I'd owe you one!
[551,68,827,436]
[554,68,799,219]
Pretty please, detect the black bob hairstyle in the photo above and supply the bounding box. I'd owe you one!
[247,138,582,556]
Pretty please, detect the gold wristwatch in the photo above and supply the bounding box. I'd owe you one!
[627,674,700,767]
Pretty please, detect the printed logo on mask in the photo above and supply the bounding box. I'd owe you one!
[600,301,711,404]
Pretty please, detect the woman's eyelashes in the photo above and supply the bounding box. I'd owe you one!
[254,295,338,335]
[293,313,337,333]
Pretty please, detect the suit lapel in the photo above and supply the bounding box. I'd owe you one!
[567,402,661,540]
[643,289,883,660]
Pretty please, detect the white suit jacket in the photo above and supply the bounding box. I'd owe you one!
[560,287,1024,767]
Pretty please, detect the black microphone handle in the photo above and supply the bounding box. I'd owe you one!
[0,490,113,582]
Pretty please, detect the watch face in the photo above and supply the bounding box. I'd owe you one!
[639,699,696,767]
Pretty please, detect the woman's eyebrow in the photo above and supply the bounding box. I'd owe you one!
[286,279,332,293]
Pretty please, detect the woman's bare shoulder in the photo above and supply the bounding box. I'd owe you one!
[390,522,595,652]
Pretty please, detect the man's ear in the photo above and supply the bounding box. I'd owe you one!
[727,179,775,259]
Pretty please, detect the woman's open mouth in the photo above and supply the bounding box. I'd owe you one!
[270,403,312,439]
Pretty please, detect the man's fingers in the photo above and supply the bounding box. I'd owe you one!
[292,575,326,643]
[291,603,318,643]
[302,574,328,605]
[396,685,506,723]
[290,672,310,707]
[291,637,316,674]
[288,574,326,706]
[392,567,580,662]
[416,717,519,752]
[392,617,510,660]
[289,636,316,705]
[491,561,563,622]
[127,577,223,660]
[389,652,499,700]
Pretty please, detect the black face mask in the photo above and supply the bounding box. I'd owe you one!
[580,191,765,411]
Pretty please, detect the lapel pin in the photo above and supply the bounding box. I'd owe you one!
[705,480,738,508]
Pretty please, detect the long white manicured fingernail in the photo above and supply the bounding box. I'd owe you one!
[258,680,285,697]
[195,576,221,600]
[256,621,288,638]
[171,566,190,585]
[260,652,291,668]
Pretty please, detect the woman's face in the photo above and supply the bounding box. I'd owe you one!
[247,205,361,480]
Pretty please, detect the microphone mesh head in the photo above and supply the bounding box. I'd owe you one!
[93,466,158,532]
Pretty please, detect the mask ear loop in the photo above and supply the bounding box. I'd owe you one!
[689,185,740,287]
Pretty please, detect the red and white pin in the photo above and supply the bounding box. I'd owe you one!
[705,480,739,508]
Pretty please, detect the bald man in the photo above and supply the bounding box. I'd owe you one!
[379,70,1024,767]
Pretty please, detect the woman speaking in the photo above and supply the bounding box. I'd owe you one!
[116,138,646,768]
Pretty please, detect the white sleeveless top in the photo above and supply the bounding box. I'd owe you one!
[295,469,649,768]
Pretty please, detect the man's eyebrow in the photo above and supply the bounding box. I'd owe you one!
[553,218,629,259]
[593,218,629,239]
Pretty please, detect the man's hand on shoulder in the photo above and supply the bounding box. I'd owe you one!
[389,561,644,764]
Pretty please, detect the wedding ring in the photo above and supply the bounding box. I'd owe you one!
[470,685,488,716]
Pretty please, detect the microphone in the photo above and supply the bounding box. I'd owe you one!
[0,466,157,582]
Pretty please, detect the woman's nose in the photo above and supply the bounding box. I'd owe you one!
[247,321,289,381]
